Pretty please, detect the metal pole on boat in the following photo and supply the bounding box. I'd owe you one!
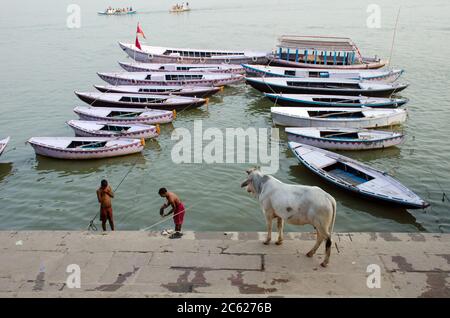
[388,7,401,67]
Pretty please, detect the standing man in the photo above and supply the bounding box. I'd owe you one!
[158,188,185,239]
[97,179,115,231]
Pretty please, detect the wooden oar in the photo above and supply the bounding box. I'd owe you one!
[314,109,364,118]
[111,111,143,118]
[323,131,358,138]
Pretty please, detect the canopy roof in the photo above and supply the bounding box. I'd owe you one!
[277,35,361,54]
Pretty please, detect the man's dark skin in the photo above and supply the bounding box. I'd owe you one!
[159,190,182,232]
[96,180,115,231]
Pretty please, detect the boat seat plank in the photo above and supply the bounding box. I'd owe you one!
[302,152,337,169]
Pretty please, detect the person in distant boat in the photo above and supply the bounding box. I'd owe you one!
[158,188,185,239]
[97,179,115,231]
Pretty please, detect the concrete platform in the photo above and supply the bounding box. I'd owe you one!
[0,231,449,297]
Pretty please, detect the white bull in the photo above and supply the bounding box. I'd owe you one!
[240,168,337,267]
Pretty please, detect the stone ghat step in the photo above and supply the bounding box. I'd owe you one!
[0,231,449,298]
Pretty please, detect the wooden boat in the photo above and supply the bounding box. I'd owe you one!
[118,42,269,64]
[75,92,206,111]
[264,94,408,108]
[0,137,10,157]
[67,120,160,139]
[94,84,221,98]
[73,106,175,124]
[169,6,191,13]
[98,9,136,15]
[288,142,429,208]
[118,61,245,74]
[269,35,387,69]
[246,77,408,97]
[98,71,243,87]
[242,64,403,82]
[285,127,405,150]
[28,137,144,160]
[271,107,407,128]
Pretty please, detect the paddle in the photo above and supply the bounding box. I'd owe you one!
[313,109,364,118]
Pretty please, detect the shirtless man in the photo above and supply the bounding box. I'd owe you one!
[158,188,185,239]
[97,179,115,231]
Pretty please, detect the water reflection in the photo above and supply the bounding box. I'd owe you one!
[34,153,146,176]
[287,163,425,231]
[0,162,13,184]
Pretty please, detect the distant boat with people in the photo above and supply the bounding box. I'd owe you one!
[170,2,191,13]
[98,6,136,15]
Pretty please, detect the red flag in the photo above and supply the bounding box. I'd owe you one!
[136,22,146,39]
[135,35,142,50]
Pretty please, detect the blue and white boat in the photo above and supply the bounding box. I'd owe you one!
[285,127,405,150]
[242,65,403,82]
[288,141,429,209]
[264,94,408,108]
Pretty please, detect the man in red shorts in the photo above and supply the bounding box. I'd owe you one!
[159,187,185,239]
[97,179,115,231]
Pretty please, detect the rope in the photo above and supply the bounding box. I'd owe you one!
[87,155,140,231]
[388,7,401,67]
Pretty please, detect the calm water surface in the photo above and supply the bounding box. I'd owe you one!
[0,0,449,232]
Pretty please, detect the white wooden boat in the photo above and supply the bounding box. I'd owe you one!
[246,77,408,97]
[118,42,269,64]
[264,94,408,108]
[242,64,403,82]
[94,84,221,98]
[98,10,137,15]
[270,35,387,69]
[75,92,206,110]
[73,106,175,124]
[0,137,10,157]
[118,62,245,74]
[67,120,160,139]
[271,107,407,128]
[28,137,144,160]
[288,142,429,209]
[98,71,244,87]
[285,127,405,150]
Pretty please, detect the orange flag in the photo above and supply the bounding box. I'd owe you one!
[136,22,146,39]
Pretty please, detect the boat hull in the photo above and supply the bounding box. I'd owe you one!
[243,65,402,82]
[94,85,221,98]
[286,131,405,150]
[98,73,242,87]
[68,122,159,139]
[74,108,174,125]
[288,142,429,209]
[265,94,407,108]
[0,137,10,157]
[76,94,206,111]
[268,58,387,70]
[119,43,269,65]
[118,62,245,74]
[272,111,407,129]
[246,78,407,97]
[29,141,143,160]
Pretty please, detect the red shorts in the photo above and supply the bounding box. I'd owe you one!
[100,206,113,222]
[173,202,185,226]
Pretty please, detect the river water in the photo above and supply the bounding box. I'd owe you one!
[0,0,449,232]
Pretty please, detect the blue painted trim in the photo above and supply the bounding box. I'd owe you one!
[295,49,299,62]
[304,50,308,63]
